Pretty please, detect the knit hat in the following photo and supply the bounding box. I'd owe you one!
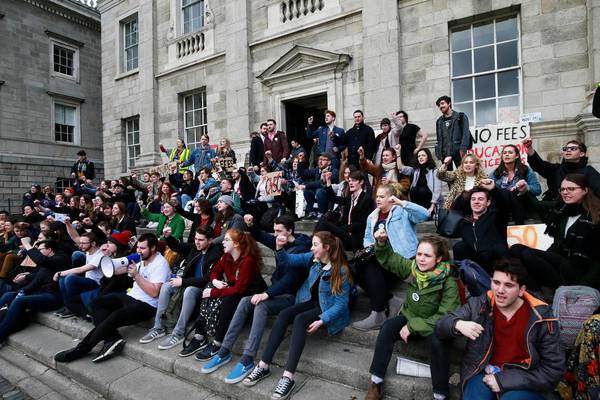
[108,230,132,250]
[218,195,234,208]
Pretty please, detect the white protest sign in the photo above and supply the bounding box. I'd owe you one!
[467,123,530,173]
[506,224,553,250]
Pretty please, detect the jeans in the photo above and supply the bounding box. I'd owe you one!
[0,291,63,342]
[153,284,202,337]
[261,301,321,374]
[180,194,193,209]
[221,294,294,360]
[59,275,100,314]
[304,188,328,214]
[77,292,155,351]
[71,251,87,268]
[369,315,453,397]
[464,372,545,400]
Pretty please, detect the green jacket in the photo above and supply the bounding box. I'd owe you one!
[0,235,20,254]
[141,209,185,241]
[375,241,460,336]
[207,191,242,215]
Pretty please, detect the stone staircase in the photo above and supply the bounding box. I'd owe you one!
[0,219,464,400]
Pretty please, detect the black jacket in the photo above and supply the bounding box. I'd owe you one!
[71,159,95,180]
[593,86,600,119]
[176,205,213,244]
[20,248,70,295]
[335,122,376,168]
[528,152,600,201]
[114,216,137,236]
[325,186,374,249]
[436,291,564,394]
[248,225,311,298]
[249,136,265,168]
[165,236,223,289]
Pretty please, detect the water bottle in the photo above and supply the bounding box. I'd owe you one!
[485,364,501,375]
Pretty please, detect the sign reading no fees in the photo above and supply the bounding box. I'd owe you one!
[466,123,530,173]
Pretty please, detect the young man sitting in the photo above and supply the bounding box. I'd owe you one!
[435,259,564,400]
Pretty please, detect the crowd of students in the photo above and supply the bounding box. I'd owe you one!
[1,91,600,400]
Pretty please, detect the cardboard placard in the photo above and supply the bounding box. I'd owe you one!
[218,157,235,172]
[467,123,530,173]
[264,171,284,196]
[506,224,553,250]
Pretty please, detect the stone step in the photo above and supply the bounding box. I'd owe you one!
[29,313,452,399]
[0,346,102,400]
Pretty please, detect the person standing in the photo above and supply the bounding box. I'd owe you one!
[71,150,96,182]
[336,110,376,169]
[180,134,216,174]
[307,110,345,169]
[263,119,289,164]
[391,110,428,167]
[248,130,265,171]
[434,96,472,170]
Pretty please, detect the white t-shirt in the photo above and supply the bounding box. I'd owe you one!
[85,248,104,283]
[128,253,170,308]
[464,176,476,191]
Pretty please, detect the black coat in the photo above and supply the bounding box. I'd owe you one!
[165,236,223,289]
[593,86,600,119]
[325,186,374,250]
[20,248,70,295]
[249,136,265,168]
[335,122,376,168]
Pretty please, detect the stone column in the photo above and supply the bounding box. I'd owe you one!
[135,0,162,168]
[224,0,252,150]
[361,0,401,124]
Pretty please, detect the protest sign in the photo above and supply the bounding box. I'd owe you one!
[264,171,284,196]
[506,224,553,251]
[467,123,530,173]
[218,157,235,173]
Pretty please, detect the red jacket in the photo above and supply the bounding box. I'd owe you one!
[209,254,260,298]
[263,131,289,163]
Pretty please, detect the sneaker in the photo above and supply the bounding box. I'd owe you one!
[178,335,208,357]
[139,327,166,344]
[242,365,271,387]
[194,342,220,361]
[157,334,183,350]
[54,307,74,318]
[200,353,231,374]
[365,382,383,400]
[352,311,385,331]
[271,376,295,399]
[92,338,125,363]
[54,345,89,363]
[304,212,318,220]
[225,361,255,384]
[387,296,402,318]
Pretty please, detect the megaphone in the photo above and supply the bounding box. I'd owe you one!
[99,253,141,278]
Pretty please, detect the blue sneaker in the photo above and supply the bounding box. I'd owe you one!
[200,353,231,374]
[224,361,255,384]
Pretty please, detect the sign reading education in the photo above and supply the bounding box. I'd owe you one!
[467,123,530,173]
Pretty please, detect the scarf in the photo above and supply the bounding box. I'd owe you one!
[412,261,451,290]
[381,162,399,182]
[546,203,585,237]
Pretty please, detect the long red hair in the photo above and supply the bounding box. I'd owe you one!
[226,228,263,270]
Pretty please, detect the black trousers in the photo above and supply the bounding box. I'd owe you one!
[453,241,509,275]
[496,189,527,225]
[79,293,155,351]
[314,219,358,252]
[353,259,395,312]
[369,315,453,397]
[196,294,242,343]
[410,185,433,210]
[510,244,564,289]
[261,301,320,374]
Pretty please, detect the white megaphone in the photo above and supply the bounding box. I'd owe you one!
[99,253,141,278]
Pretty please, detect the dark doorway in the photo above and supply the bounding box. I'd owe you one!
[284,93,328,162]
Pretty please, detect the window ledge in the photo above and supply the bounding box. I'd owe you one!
[45,30,85,47]
[51,72,79,83]
[114,68,139,81]
[46,91,85,103]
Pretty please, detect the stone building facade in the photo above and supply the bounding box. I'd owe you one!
[97,0,600,178]
[0,0,103,213]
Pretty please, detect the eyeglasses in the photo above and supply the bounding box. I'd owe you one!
[559,186,582,193]
[562,146,579,152]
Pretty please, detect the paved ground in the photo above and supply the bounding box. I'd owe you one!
[0,374,28,400]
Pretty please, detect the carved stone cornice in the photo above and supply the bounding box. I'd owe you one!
[23,0,100,31]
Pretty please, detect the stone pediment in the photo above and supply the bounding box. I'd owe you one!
[258,45,351,87]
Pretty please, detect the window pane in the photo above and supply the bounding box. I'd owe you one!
[474,46,494,73]
[453,78,473,102]
[476,99,497,125]
[473,22,494,47]
[55,106,64,124]
[475,74,495,99]
[498,69,519,96]
[497,41,518,69]
[194,110,202,126]
[455,102,473,125]
[65,107,75,125]
[452,51,472,76]
[498,96,520,123]
[451,27,471,51]
[496,17,518,42]
[185,96,193,111]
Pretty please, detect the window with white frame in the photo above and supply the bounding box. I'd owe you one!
[182,0,204,34]
[183,90,207,150]
[55,178,73,193]
[122,15,138,72]
[54,103,78,143]
[52,42,78,78]
[450,15,521,126]
[125,117,141,168]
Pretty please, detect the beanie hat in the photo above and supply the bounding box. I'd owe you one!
[218,195,234,208]
[108,230,132,250]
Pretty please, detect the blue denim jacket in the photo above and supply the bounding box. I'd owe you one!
[182,145,216,172]
[274,251,350,335]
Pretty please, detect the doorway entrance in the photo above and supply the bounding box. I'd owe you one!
[284,93,328,161]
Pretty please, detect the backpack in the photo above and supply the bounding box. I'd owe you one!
[453,259,491,298]
[552,285,600,350]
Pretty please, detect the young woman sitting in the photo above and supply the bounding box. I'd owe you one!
[437,153,487,212]
[398,146,442,218]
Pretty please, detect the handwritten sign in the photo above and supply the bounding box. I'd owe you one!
[467,123,530,173]
[149,163,170,179]
[506,224,553,250]
[264,171,284,196]
[218,157,235,173]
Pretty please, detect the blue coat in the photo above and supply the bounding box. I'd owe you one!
[489,167,542,196]
[275,251,350,335]
[182,145,216,172]
[307,125,345,156]
[363,202,429,258]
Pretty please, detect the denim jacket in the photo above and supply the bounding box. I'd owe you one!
[182,145,216,172]
[275,250,350,335]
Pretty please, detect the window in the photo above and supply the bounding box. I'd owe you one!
[55,178,73,193]
[125,117,141,168]
[450,15,521,126]
[53,44,75,76]
[54,103,78,143]
[184,91,207,149]
[182,0,204,34]
[123,15,138,72]
[49,38,79,80]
